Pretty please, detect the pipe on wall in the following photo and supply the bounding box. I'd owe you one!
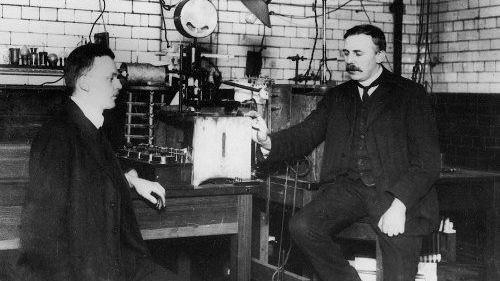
[390,0,405,76]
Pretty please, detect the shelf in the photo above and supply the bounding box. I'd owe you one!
[0,64,63,76]
[0,84,65,91]
[124,85,172,91]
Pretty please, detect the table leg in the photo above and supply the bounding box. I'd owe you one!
[485,178,500,281]
[231,194,252,281]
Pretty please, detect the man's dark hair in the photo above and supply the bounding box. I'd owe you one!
[64,43,115,93]
[344,24,386,52]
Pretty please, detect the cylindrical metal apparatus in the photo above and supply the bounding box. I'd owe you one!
[119,63,168,85]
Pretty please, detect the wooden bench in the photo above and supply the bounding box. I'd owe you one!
[0,178,25,251]
[0,177,256,281]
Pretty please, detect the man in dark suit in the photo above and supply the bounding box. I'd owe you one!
[19,44,171,281]
[250,24,440,281]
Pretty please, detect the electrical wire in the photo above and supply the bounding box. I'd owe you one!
[215,0,220,68]
[359,0,372,24]
[89,0,106,43]
[297,0,373,82]
[39,76,64,86]
[98,0,107,32]
[424,0,434,94]
[273,165,289,281]
[270,0,363,20]
[304,0,319,79]
[159,0,179,10]
[412,0,433,93]
[271,162,300,281]
[259,27,266,52]
[159,0,171,48]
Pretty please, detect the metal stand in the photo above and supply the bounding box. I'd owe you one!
[124,86,167,145]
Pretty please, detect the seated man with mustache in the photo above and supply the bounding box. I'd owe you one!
[250,24,440,281]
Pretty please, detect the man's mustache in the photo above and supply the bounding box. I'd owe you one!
[346,64,361,72]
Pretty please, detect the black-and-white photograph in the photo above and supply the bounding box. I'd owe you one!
[0,0,498,280]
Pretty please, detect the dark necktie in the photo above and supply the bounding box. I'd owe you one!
[357,76,382,102]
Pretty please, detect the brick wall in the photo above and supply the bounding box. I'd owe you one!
[0,0,420,85]
[428,0,500,94]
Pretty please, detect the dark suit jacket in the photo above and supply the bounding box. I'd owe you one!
[19,101,149,281]
[268,68,441,234]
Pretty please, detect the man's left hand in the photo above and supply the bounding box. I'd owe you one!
[378,197,406,237]
[125,170,166,209]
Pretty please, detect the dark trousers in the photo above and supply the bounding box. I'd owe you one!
[288,178,423,281]
[122,246,173,281]
[131,258,172,281]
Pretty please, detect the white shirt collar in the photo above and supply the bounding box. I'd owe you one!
[71,95,104,129]
[357,65,383,98]
[359,65,383,87]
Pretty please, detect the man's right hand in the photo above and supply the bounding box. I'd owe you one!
[245,111,272,150]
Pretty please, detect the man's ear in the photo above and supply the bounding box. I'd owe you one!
[375,50,386,64]
[76,75,89,92]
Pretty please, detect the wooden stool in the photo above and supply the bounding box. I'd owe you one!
[337,219,383,281]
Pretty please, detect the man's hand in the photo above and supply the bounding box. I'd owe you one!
[125,169,166,209]
[245,111,271,150]
[378,197,406,237]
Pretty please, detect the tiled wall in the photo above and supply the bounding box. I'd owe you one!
[1,1,498,170]
[427,0,500,94]
[0,0,420,85]
[422,0,500,171]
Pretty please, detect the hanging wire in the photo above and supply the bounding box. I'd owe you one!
[159,0,172,48]
[272,165,290,281]
[412,0,433,93]
[88,0,106,42]
[270,0,363,20]
[39,76,64,86]
[304,0,319,79]
[424,0,434,94]
[359,0,372,24]
[98,0,107,32]
[271,162,300,281]
[259,26,267,52]
[412,0,425,83]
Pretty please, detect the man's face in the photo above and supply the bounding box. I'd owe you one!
[342,34,384,82]
[82,56,122,110]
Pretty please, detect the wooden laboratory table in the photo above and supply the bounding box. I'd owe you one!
[253,168,500,281]
[0,179,256,281]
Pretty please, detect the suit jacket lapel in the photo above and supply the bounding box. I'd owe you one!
[66,100,113,178]
[366,68,397,128]
[344,81,359,126]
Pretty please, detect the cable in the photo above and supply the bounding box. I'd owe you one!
[159,0,179,10]
[214,0,220,68]
[359,0,372,24]
[259,27,266,52]
[159,0,171,48]
[98,0,107,32]
[271,162,301,281]
[273,165,289,281]
[424,0,434,95]
[89,0,106,43]
[304,0,319,79]
[39,76,64,86]
[270,0,358,20]
[412,0,433,90]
